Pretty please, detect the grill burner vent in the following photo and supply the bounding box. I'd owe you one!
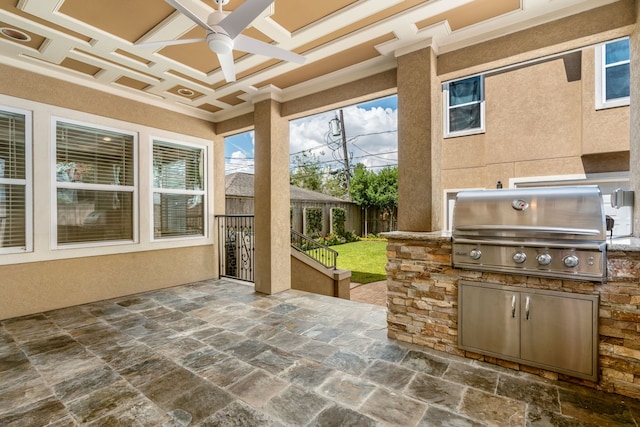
[451,186,607,282]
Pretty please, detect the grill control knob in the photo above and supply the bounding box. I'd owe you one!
[513,252,527,264]
[563,255,580,268]
[536,253,552,266]
[469,249,482,260]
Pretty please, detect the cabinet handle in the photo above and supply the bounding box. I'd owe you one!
[525,296,530,320]
[511,295,516,318]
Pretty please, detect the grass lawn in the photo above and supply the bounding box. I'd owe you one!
[333,240,387,284]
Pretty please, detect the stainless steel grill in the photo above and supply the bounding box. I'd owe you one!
[452,186,607,282]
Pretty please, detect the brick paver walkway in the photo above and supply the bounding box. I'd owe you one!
[349,281,387,307]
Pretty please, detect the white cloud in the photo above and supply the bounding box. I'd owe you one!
[289,101,398,173]
[226,150,254,174]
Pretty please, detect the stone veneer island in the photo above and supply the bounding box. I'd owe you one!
[382,231,640,399]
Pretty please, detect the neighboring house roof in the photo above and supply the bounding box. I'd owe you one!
[225,172,350,203]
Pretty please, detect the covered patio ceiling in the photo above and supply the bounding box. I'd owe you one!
[0,0,618,121]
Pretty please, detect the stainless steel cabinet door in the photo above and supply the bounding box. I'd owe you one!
[520,292,597,378]
[459,282,520,359]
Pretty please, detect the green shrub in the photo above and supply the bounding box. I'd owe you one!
[332,207,346,236]
[316,233,344,246]
[315,231,359,247]
[305,208,323,238]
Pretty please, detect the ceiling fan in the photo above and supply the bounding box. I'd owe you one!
[137,0,305,82]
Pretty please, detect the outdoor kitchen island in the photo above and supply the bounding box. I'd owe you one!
[383,230,640,399]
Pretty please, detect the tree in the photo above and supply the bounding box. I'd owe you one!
[350,164,398,232]
[323,169,349,199]
[290,151,323,192]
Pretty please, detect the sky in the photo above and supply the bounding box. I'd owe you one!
[224,95,398,177]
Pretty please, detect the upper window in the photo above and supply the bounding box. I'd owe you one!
[596,38,630,109]
[0,106,31,253]
[54,120,137,246]
[444,75,485,137]
[152,139,206,239]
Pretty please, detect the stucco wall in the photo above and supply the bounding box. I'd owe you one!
[442,48,630,191]
[0,246,216,320]
[0,64,220,320]
[291,251,350,299]
[581,48,631,156]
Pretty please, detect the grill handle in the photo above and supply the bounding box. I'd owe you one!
[454,225,602,236]
[452,237,606,251]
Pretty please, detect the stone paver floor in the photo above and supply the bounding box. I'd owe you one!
[2,279,640,426]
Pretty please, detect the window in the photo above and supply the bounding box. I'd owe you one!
[152,139,206,239]
[0,107,31,253]
[596,38,630,109]
[54,120,136,246]
[444,75,485,137]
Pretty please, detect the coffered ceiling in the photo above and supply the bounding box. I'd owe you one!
[0,0,618,122]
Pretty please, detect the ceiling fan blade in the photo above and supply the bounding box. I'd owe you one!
[136,38,206,49]
[234,34,305,64]
[165,0,213,32]
[217,52,236,82]
[218,0,275,39]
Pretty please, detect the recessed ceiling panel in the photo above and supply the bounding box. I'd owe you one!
[271,0,357,32]
[198,103,222,113]
[116,76,150,91]
[59,57,101,76]
[260,33,395,90]
[59,0,174,42]
[218,91,246,106]
[417,0,521,31]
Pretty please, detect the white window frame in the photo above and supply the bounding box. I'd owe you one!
[150,137,208,241]
[0,105,32,254]
[595,37,630,110]
[443,75,485,138]
[51,117,138,249]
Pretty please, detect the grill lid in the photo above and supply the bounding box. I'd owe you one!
[451,186,607,282]
[452,186,606,242]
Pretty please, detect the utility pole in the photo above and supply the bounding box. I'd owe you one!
[338,109,351,199]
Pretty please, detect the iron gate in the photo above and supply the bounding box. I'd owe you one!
[216,215,254,282]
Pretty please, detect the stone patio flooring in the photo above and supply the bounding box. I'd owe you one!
[2,279,640,426]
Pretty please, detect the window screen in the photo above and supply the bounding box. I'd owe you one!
[152,140,205,238]
[55,121,136,245]
[0,109,29,252]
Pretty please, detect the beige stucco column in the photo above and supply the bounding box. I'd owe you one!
[253,97,292,294]
[631,2,640,237]
[212,134,226,278]
[396,43,441,231]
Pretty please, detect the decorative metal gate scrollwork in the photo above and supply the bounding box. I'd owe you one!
[216,215,254,282]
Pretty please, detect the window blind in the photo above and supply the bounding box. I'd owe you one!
[55,121,135,245]
[0,110,27,250]
[152,140,205,238]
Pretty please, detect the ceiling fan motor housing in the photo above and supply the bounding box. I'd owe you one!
[207,32,233,54]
